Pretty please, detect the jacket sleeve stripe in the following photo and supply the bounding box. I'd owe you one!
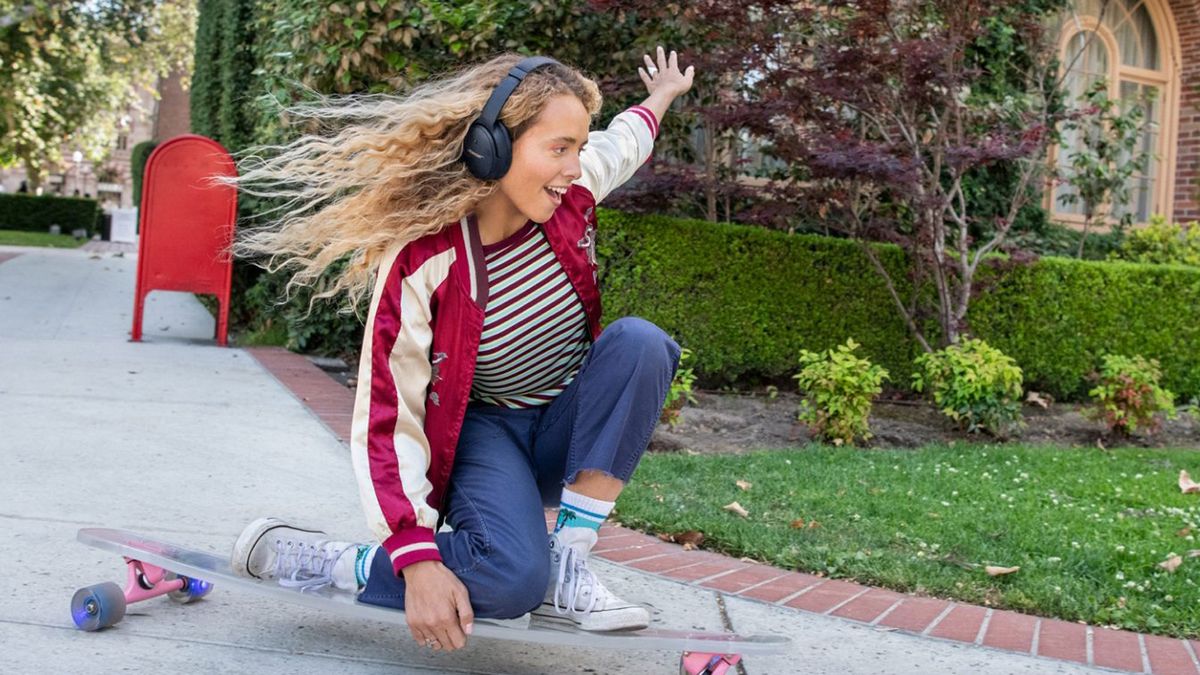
[628,105,660,137]
[350,245,454,571]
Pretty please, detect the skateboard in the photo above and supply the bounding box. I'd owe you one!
[73,528,789,674]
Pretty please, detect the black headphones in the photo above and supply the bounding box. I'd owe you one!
[461,56,561,181]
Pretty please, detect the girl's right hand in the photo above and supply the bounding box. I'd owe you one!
[402,560,474,651]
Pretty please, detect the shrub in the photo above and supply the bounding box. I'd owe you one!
[1111,215,1200,267]
[913,338,1024,436]
[0,193,100,235]
[130,141,157,208]
[602,209,1200,402]
[1087,354,1176,436]
[793,339,889,446]
[242,259,366,359]
[598,209,919,389]
[661,347,698,426]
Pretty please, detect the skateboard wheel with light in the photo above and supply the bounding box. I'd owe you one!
[166,572,213,603]
[71,582,127,631]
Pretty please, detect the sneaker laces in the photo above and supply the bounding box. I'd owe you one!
[552,545,611,617]
[272,539,347,592]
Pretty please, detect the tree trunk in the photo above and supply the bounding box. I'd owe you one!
[704,120,718,222]
[1077,211,1092,259]
[22,158,42,193]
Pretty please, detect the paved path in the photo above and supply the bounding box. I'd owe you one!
[0,245,1167,674]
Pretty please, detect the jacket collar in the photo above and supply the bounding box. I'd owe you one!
[457,214,488,310]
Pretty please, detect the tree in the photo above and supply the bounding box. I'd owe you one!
[0,1,196,190]
[737,0,1072,350]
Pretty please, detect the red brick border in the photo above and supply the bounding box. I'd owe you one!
[247,345,1200,675]
[246,347,355,443]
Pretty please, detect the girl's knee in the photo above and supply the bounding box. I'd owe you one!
[605,317,680,363]
[474,556,550,618]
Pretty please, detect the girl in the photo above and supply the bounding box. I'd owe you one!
[227,48,694,652]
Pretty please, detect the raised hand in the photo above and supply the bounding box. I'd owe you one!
[638,45,695,99]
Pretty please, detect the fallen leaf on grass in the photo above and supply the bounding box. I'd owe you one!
[723,501,750,518]
[656,530,704,550]
[790,519,806,529]
[735,479,753,491]
[1180,470,1200,494]
[1159,555,1182,572]
[985,565,1020,576]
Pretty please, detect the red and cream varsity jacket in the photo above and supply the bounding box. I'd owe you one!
[349,105,659,575]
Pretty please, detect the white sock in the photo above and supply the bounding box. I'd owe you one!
[332,543,377,591]
[555,488,614,555]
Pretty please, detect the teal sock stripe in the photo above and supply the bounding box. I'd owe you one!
[555,506,604,531]
[355,545,370,587]
[559,503,608,521]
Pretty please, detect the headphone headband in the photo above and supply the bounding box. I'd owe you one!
[476,56,560,128]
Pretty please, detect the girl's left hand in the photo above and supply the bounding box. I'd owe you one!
[639,46,694,99]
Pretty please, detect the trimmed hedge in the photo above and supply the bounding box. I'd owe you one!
[597,209,1200,401]
[596,209,922,387]
[970,258,1200,400]
[0,194,100,235]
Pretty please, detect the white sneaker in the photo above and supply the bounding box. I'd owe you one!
[230,517,362,592]
[531,530,650,631]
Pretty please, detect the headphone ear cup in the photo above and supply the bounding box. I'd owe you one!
[462,122,497,180]
[487,123,513,180]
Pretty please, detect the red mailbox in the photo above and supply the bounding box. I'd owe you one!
[132,134,237,346]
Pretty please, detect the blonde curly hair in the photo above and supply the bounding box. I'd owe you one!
[226,54,602,310]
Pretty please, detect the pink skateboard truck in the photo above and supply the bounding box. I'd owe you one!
[71,556,212,632]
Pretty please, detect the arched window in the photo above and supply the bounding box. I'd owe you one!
[1048,0,1179,225]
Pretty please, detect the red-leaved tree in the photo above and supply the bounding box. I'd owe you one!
[749,0,1074,350]
[603,0,1078,351]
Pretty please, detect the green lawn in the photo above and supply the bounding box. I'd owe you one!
[0,229,87,248]
[617,444,1200,638]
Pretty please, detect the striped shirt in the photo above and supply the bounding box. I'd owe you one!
[470,221,590,408]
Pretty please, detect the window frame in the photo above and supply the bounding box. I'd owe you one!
[1046,1,1180,228]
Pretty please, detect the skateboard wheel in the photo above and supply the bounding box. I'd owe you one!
[71,582,127,631]
[165,573,213,603]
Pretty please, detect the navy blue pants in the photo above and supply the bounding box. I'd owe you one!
[358,317,681,618]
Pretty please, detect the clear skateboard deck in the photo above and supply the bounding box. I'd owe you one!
[73,528,789,673]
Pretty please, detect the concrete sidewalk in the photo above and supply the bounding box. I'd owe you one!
[0,246,1116,674]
